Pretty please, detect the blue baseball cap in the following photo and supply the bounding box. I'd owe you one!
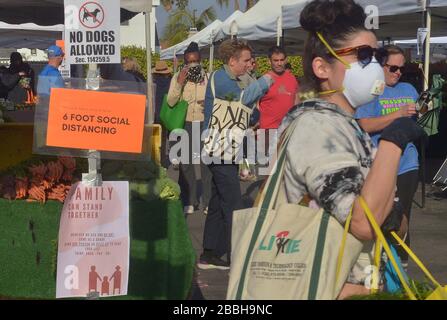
[47,45,64,58]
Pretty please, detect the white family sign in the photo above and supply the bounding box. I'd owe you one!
[56,181,130,298]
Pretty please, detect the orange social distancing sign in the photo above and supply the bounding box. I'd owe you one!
[46,88,146,153]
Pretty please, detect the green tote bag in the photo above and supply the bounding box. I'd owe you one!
[160,94,188,132]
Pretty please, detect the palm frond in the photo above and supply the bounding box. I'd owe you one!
[197,6,217,27]
[216,0,230,9]
[170,9,194,25]
[235,0,240,11]
[162,5,218,45]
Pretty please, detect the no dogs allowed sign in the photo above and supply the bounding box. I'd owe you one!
[64,0,120,64]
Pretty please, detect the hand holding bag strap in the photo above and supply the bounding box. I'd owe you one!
[261,119,301,214]
[390,231,442,289]
[359,196,417,300]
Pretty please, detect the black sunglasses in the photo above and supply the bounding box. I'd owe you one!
[385,64,405,73]
[334,45,388,68]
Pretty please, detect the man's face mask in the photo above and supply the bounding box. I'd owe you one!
[316,32,386,108]
[186,62,205,83]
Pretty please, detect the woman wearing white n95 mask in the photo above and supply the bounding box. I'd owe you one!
[279,0,425,299]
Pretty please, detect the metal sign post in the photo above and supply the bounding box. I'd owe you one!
[82,64,102,187]
[145,2,154,124]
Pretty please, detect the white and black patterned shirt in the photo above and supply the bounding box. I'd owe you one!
[280,99,376,225]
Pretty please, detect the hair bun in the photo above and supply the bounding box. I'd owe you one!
[300,0,366,33]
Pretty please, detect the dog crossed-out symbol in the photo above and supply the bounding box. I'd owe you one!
[79,2,104,28]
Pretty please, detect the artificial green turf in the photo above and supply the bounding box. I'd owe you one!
[0,198,195,299]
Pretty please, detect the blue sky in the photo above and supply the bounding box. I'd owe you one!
[156,0,246,39]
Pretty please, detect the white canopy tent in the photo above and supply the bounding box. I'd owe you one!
[0,22,64,49]
[281,0,447,39]
[395,36,447,62]
[208,0,308,56]
[0,0,157,122]
[160,19,223,60]
[0,0,151,25]
[210,10,244,72]
[160,11,245,72]
[280,0,447,89]
[217,0,303,43]
[396,36,447,45]
[214,10,244,41]
[280,0,447,52]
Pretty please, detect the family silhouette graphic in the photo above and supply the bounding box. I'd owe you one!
[88,265,122,296]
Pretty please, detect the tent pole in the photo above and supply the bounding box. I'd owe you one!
[423,7,431,91]
[145,9,154,124]
[173,48,177,72]
[209,43,214,73]
[276,16,282,46]
[281,29,285,48]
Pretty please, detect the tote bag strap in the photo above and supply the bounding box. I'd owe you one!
[335,197,421,298]
[210,71,246,106]
[210,71,216,98]
[239,89,245,103]
[334,207,354,293]
[359,196,417,300]
[235,117,312,299]
[390,231,442,289]
[235,119,297,299]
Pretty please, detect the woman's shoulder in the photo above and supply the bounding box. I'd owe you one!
[393,81,418,94]
[280,100,351,145]
[283,99,339,123]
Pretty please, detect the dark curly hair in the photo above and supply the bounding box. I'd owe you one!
[300,0,370,91]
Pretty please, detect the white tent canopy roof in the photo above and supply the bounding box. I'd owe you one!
[0,0,149,25]
[0,22,64,32]
[0,22,64,49]
[219,0,303,41]
[396,36,447,62]
[160,20,223,60]
[395,36,447,45]
[214,10,244,42]
[281,0,447,41]
[282,0,423,30]
[0,1,151,49]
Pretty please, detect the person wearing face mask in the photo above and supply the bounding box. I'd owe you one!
[278,0,425,299]
[198,39,274,270]
[166,41,212,215]
[355,45,421,270]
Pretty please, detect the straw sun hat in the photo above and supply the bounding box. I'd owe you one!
[152,61,172,74]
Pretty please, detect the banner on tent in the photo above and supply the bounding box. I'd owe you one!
[64,0,121,64]
[56,181,130,299]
